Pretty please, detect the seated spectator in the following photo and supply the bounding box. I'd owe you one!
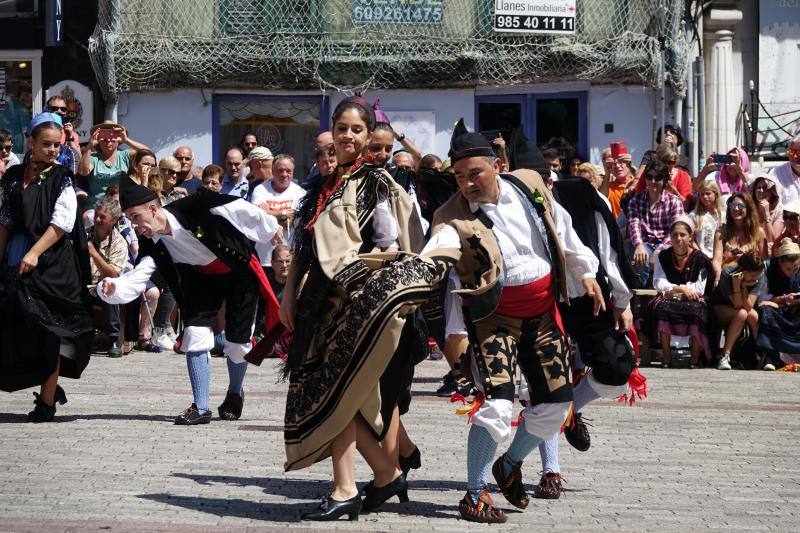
[157,156,186,204]
[202,164,224,192]
[575,162,601,189]
[710,251,765,370]
[173,146,203,194]
[712,193,767,278]
[87,195,129,358]
[690,180,724,259]
[694,146,751,203]
[633,143,692,201]
[757,238,800,368]
[646,216,715,368]
[751,174,783,253]
[78,121,149,210]
[627,159,685,286]
[773,199,800,250]
[636,125,690,179]
[770,135,800,205]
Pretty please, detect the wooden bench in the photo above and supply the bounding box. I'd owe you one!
[632,289,658,366]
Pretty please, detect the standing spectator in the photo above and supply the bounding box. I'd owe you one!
[627,159,685,286]
[633,143,692,201]
[314,145,338,179]
[756,238,800,368]
[0,129,20,173]
[770,135,800,205]
[87,195,128,358]
[419,154,442,171]
[156,156,187,204]
[646,216,715,368]
[710,251,765,370]
[600,150,634,220]
[243,146,274,201]
[220,148,248,199]
[77,122,149,209]
[635,125,690,179]
[689,180,724,259]
[239,132,260,157]
[751,175,784,254]
[127,149,158,187]
[392,150,415,172]
[773,199,800,250]
[45,96,81,175]
[694,147,751,203]
[251,154,305,245]
[568,155,583,178]
[542,147,562,179]
[173,146,202,194]
[301,131,334,189]
[268,244,291,301]
[201,164,224,192]
[712,193,767,277]
[575,162,601,189]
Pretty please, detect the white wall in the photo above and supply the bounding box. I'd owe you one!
[587,85,674,166]
[116,89,214,166]
[329,89,475,160]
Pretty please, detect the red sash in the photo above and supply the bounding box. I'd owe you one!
[194,258,232,275]
[494,274,565,334]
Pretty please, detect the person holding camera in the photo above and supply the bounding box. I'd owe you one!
[77,121,150,211]
[694,147,751,204]
[645,216,715,368]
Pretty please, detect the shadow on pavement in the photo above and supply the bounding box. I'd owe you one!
[167,473,459,519]
[0,412,174,423]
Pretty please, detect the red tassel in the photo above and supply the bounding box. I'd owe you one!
[451,392,485,424]
[616,366,648,406]
[511,412,523,427]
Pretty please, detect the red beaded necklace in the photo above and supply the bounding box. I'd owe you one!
[304,155,365,231]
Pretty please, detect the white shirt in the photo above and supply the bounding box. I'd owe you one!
[422,177,598,288]
[771,162,800,205]
[251,179,306,265]
[98,199,279,304]
[653,254,709,295]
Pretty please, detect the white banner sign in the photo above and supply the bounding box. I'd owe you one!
[493,0,576,34]
[45,80,94,143]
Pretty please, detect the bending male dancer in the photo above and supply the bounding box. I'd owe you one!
[98,179,281,424]
[421,122,603,523]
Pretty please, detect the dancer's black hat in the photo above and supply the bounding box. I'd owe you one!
[448,119,496,163]
[119,177,158,211]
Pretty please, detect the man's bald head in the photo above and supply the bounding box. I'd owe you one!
[315,131,334,149]
[173,146,194,178]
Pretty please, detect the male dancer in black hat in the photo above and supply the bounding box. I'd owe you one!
[97,179,281,424]
[421,120,603,522]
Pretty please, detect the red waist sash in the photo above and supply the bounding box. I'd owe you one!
[194,258,232,275]
[494,274,564,334]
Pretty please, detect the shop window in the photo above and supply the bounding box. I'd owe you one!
[213,95,328,181]
[0,60,33,159]
[0,0,36,17]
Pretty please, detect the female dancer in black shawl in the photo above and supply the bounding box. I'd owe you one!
[280,97,426,521]
[0,112,93,422]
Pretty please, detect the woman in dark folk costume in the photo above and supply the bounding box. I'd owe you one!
[755,238,800,368]
[0,112,93,422]
[646,216,716,367]
[280,97,429,521]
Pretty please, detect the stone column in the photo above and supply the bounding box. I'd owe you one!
[705,29,736,154]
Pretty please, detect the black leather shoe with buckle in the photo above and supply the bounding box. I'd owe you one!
[564,412,591,451]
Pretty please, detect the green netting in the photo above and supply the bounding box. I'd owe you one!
[89,0,687,101]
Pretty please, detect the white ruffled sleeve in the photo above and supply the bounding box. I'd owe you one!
[98,256,156,304]
[50,181,77,233]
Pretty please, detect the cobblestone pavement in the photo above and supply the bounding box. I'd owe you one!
[1,351,799,532]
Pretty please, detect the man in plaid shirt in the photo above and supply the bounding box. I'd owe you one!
[627,159,684,286]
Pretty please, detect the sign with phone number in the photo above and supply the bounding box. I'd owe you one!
[493,0,576,35]
[352,0,443,25]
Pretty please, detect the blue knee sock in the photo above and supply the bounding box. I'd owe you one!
[226,357,247,397]
[503,418,544,476]
[186,351,211,412]
[539,433,561,474]
[467,424,498,502]
[573,376,601,411]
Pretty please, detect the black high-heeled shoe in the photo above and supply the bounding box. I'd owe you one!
[55,385,68,405]
[27,392,56,423]
[361,474,409,513]
[399,447,421,477]
[301,493,361,521]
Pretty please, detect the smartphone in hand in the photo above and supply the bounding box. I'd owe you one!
[713,154,733,165]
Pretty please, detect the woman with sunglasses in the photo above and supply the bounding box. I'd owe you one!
[712,193,767,281]
[772,199,800,251]
[694,146,751,204]
[626,159,685,287]
[633,142,692,202]
[0,129,20,175]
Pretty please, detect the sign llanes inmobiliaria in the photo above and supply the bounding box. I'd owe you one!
[45,80,94,143]
[493,0,577,34]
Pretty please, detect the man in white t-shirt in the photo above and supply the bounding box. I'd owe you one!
[771,135,800,205]
[250,154,306,264]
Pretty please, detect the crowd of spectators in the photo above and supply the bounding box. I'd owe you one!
[2,110,800,377]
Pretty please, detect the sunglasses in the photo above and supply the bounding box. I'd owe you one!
[160,168,179,175]
[244,142,258,147]
[644,174,664,182]
[0,144,13,152]
[789,148,800,158]
[729,202,747,210]
[48,106,68,113]
[784,213,800,222]
[175,156,192,161]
